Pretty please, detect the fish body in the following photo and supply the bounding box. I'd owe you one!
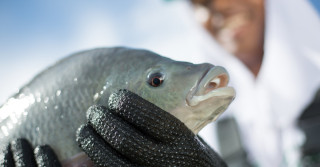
[0,47,235,161]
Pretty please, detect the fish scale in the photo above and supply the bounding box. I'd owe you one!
[0,47,235,163]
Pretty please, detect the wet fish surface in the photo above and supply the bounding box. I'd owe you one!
[0,47,235,163]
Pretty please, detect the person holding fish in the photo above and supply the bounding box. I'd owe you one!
[1,0,319,167]
[181,0,320,166]
[0,47,233,166]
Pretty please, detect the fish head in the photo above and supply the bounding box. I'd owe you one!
[65,48,236,166]
[133,61,235,134]
[98,48,235,134]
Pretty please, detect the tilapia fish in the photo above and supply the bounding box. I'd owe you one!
[0,47,235,165]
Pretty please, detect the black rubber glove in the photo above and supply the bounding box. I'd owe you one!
[76,89,227,167]
[0,138,61,167]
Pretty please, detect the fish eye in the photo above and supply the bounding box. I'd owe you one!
[147,72,164,87]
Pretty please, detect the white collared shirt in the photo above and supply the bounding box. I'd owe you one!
[165,0,320,166]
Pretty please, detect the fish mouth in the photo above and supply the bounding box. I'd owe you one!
[185,66,236,133]
[187,66,235,106]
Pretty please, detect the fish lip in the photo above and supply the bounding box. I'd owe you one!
[186,66,236,107]
[188,87,236,106]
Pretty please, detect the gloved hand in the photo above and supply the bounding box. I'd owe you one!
[76,89,227,167]
[0,138,61,167]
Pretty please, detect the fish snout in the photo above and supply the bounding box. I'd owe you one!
[187,66,235,106]
[181,66,235,134]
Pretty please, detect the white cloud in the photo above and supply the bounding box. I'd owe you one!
[70,9,121,50]
[0,0,200,104]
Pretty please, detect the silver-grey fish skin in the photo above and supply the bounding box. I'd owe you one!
[0,47,215,161]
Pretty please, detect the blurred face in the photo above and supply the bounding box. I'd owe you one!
[196,0,265,60]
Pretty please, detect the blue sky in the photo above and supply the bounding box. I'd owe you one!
[0,0,198,103]
[310,0,320,14]
[0,0,319,103]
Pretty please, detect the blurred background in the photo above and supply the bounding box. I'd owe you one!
[1,0,319,104]
[0,0,204,104]
[1,1,319,166]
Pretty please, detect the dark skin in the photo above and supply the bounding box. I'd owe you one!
[192,0,265,77]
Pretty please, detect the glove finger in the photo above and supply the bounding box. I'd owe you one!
[76,124,137,167]
[34,145,62,167]
[86,105,160,165]
[108,89,192,142]
[0,144,15,167]
[10,138,37,167]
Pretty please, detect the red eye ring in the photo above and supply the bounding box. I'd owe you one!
[147,72,164,87]
[151,77,163,87]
